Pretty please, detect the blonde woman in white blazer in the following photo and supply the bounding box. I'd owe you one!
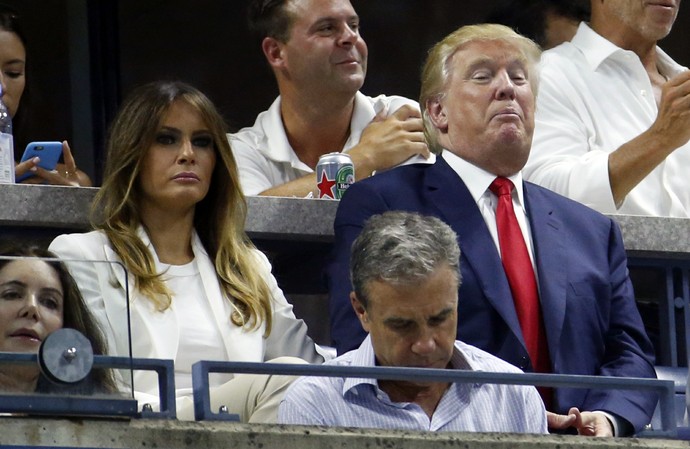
[49,81,323,422]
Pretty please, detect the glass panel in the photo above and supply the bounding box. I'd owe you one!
[0,254,136,417]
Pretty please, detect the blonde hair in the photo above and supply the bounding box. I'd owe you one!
[420,23,542,154]
[92,81,273,334]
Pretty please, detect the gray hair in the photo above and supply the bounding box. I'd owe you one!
[350,211,461,308]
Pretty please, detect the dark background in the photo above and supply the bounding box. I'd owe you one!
[4,0,690,184]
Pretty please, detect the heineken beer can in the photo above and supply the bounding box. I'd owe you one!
[316,152,355,200]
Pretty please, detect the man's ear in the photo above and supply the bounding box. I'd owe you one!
[261,36,285,69]
[350,292,371,333]
[426,98,448,133]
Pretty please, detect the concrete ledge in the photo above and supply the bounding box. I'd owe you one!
[1,184,689,256]
[0,417,688,449]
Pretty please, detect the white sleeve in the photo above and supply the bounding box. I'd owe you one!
[373,94,420,117]
[49,233,136,397]
[524,59,618,213]
[229,133,275,196]
[277,378,330,425]
[48,234,115,355]
[252,250,325,364]
[523,385,549,434]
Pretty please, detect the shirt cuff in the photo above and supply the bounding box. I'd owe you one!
[592,410,632,436]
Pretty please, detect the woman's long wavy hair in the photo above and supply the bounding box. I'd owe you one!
[92,81,273,334]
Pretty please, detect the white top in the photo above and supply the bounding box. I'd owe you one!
[49,228,324,405]
[443,151,536,270]
[229,91,434,196]
[524,22,690,217]
[162,260,230,396]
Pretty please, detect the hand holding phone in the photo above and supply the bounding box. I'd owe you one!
[16,141,63,183]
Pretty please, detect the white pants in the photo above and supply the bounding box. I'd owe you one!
[176,356,307,422]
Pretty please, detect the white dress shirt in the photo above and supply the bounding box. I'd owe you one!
[442,151,537,271]
[525,22,690,217]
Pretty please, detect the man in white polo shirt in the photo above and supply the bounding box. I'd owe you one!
[231,0,431,197]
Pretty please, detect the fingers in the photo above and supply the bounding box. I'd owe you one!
[546,410,578,430]
[578,412,613,437]
[371,104,388,123]
[61,140,78,173]
[32,166,74,186]
[547,408,613,437]
[661,71,690,104]
[665,69,690,88]
[15,157,39,178]
[390,104,422,121]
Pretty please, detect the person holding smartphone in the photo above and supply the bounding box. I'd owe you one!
[0,6,91,186]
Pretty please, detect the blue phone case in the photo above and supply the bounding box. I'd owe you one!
[16,141,63,182]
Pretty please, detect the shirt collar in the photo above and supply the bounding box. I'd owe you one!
[569,22,688,76]
[567,22,623,71]
[345,92,379,149]
[265,92,373,166]
[341,336,476,397]
[342,335,379,395]
[442,150,526,211]
[655,46,688,78]
[263,96,306,167]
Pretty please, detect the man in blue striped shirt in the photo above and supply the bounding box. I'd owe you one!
[278,211,547,433]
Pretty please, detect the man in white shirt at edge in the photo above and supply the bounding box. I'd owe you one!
[279,211,547,433]
[232,0,432,197]
[524,0,690,217]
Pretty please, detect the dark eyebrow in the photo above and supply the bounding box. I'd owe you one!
[312,13,360,27]
[157,126,181,134]
[0,280,26,289]
[39,287,63,297]
[0,281,62,298]
[429,307,454,321]
[383,316,414,327]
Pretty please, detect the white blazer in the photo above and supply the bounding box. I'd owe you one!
[49,228,323,402]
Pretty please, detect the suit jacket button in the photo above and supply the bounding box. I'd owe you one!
[519,357,529,370]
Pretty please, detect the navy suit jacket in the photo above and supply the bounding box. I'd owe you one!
[326,155,656,432]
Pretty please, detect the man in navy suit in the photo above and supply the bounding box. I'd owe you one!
[327,23,656,436]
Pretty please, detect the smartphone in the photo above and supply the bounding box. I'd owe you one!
[16,141,63,183]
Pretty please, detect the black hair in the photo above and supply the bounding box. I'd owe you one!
[0,4,30,160]
[247,0,293,42]
[487,0,590,48]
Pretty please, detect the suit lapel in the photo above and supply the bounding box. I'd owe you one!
[191,234,263,362]
[104,228,180,360]
[424,157,524,343]
[524,182,566,366]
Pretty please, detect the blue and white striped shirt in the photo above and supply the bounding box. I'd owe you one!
[278,336,547,433]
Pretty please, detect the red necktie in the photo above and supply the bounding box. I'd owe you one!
[489,177,551,380]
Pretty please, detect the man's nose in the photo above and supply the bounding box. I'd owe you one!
[495,71,517,100]
[411,330,437,355]
[338,24,357,46]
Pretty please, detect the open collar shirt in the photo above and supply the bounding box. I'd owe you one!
[229,92,434,196]
[524,22,690,217]
[278,335,547,433]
